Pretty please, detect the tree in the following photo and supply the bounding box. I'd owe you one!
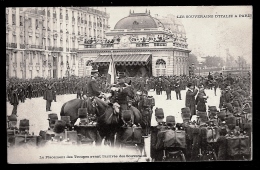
[187,53,199,67]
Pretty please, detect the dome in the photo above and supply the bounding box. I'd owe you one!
[114,12,161,30]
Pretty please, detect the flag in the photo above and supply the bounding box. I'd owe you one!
[107,53,116,85]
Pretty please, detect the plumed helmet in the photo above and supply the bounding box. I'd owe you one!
[53,120,66,134]
[166,116,175,126]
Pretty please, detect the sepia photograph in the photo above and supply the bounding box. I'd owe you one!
[6,6,252,163]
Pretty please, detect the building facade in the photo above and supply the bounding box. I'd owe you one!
[78,11,191,77]
[6,7,109,79]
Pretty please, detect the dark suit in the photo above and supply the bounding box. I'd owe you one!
[86,79,101,97]
[185,88,199,115]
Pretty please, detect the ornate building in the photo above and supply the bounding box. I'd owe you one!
[78,10,191,77]
[6,7,110,79]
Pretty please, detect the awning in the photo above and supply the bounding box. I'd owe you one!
[93,54,151,66]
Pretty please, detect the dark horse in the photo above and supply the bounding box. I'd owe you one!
[60,86,143,146]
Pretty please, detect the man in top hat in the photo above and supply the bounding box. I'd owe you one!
[185,83,198,116]
[43,84,54,112]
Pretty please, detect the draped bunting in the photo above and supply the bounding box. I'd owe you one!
[93,54,151,66]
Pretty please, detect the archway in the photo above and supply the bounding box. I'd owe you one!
[155,59,166,76]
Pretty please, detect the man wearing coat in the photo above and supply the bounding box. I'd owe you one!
[165,84,172,100]
[44,84,54,112]
[10,85,19,116]
[185,83,199,116]
[86,71,102,97]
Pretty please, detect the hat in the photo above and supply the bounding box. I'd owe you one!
[78,108,88,118]
[8,114,17,122]
[122,110,133,122]
[225,116,236,130]
[208,106,218,112]
[48,113,58,127]
[232,101,240,107]
[155,108,164,119]
[197,112,208,124]
[225,103,233,112]
[54,120,66,134]
[166,116,175,126]
[19,119,30,131]
[187,82,193,88]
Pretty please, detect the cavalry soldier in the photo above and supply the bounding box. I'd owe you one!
[85,70,102,98]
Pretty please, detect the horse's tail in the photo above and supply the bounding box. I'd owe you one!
[60,103,66,117]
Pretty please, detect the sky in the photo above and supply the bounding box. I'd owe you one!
[96,6,252,64]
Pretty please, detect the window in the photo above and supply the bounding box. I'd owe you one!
[12,14,16,25]
[72,11,74,16]
[36,19,38,29]
[36,37,39,45]
[19,16,23,26]
[60,38,63,47]
[29,18,32,27]
[73,56,75,65]
[20,36,23,44]
[155,59,167,76]
[14,53,17,63]
[60,23,62,30]
[12,35,16,43]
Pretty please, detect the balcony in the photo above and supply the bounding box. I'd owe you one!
[101,44,114,48]
[136,42,149,47]
[20,44,25,49]
[30,45,37,49]
[154,42,167,46]
[59,47,63,51]
[84,44,96,48]
[53,47,59,51]
[48,46,53,50]
[11,43,17,48]
[37,45,43,49]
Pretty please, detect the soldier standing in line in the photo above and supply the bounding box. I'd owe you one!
[44,84,54,112]
[175,79,182,100]
[166,84,172,100]
[10,84,19,116]
[52,82,57,102]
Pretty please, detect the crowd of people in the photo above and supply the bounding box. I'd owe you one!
[7,71,252,161]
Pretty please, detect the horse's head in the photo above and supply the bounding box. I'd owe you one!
[123,86,135,99]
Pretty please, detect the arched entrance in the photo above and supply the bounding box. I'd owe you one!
[155,59,166,76]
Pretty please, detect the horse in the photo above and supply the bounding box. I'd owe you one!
[60,85,143,146]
